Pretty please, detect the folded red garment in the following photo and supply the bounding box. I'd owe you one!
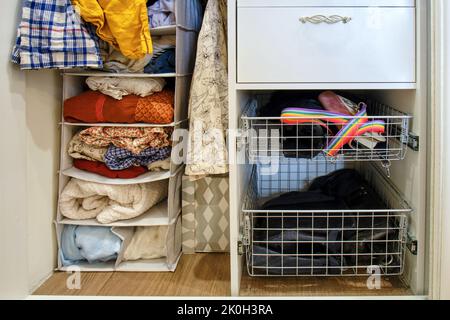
[64,90,174,124]
[73,159,148,179]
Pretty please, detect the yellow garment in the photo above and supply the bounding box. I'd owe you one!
[72,0,152,60]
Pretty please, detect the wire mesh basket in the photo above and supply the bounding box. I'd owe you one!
[242,160,411,277]
[241,96,412,163]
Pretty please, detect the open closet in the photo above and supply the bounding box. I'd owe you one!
[2,0,440,299]
[228,0,429,297]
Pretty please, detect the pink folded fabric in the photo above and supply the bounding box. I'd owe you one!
[318,91,357,116]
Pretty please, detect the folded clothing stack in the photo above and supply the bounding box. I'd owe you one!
[251,169,400,275]
[11,0,204,71]
[61,225,122,266]
[123,226,168,261]
[144,48,176,74]
[64,90,174,124]
[61,224,169,266]
[60,178,168,224]
[68,127,172,179]
[148,0,176,29]
[65,76,174,179]
[99,35,176,74]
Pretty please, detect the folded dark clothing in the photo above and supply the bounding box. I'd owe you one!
[308,169,387,210]
[282,124,326,159]
[344,217,401,267]
[251,169,400,273]
[251,246,343,275]
[261,191,349,211]
[257,93,328,159]
[254,229,343,256]
[258,92,324,117]
[144,48,176,74]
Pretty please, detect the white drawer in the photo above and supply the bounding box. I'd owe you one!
[237,7,416,84]
[238,0,415,7]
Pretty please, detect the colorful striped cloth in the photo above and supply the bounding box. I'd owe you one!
[281,104,385,157]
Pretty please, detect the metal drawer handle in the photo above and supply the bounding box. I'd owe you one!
[299,15,352,24]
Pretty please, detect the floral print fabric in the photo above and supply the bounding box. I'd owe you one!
[68,132,108,162]
[185,0,229,176]
[79,127,172,155]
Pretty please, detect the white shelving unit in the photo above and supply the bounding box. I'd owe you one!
[54,1,201,272]
[228,0,429,297]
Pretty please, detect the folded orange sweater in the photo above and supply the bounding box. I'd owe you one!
[64,90,174,124]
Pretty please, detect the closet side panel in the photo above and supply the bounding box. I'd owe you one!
[25,70,61,291]
[228,0,243,296]
[368,0,428,295]
[0,0,29,298]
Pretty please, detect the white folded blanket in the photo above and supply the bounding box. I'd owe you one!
[123,226,168,261]
[60,178,168,224]
[86,77,166,100]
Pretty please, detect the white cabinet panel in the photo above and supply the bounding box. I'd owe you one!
[238,0,415,7]
[237,7,415,84]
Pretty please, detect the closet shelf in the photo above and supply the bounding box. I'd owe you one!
[150,25,177,35]
[117,256,180,272]
[58,261,115,272]
[61,121,180,128]
[61,167,172,185]
[58,200,172,227]
[58,257,179,272]
[235,83,417,91]
[62,71,177,78]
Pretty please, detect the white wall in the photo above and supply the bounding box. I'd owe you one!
[0,0,60,298]
[433,0,450,301]
[25,71,60,292]
[0,0,29,299]
[428,0,450,301]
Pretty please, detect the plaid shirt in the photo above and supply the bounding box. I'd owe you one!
[105,145,172,171]
[12,0,102,70]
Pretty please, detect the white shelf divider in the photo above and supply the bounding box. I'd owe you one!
[62,71,177,78]
[58,200,171,227]
[150,25,177,36]
[61,121,179,128]
[62,167,172,185]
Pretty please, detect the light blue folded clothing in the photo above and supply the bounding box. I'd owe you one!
[148,0,176,28]
[148,0,203,31]
[61,225,122,266]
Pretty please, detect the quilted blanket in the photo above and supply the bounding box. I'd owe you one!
[60,178,168,224]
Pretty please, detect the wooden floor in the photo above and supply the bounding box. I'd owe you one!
[240,273,412,297]
[34,253,230,296]
[34,253,411,297]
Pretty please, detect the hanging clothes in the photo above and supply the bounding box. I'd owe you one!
[12,0,102,70]
[71,0,153,59]
[185,0,228,177]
